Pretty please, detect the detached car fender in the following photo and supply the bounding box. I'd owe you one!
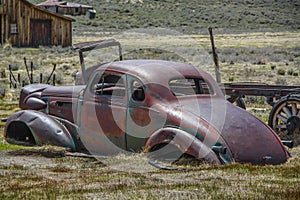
[4,110,76,151]
[145,127,222,164]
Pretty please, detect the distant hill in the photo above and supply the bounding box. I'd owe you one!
[29,0,300,33]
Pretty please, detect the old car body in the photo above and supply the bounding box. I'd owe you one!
[4,58,289,165]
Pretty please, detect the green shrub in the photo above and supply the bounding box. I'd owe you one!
[271,65,276,70]
[275,78,287,85]
[287,69,294,75]
[277,69,286,75]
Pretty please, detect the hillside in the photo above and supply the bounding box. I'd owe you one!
[29,0,300,34]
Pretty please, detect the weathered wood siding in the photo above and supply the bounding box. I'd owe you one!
[0,0,73,47]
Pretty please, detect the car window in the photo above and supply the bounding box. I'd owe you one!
[130,79,145,102]
[169,77,213,96]
[92,72,126,98]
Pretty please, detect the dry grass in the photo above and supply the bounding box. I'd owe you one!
[0,146,299,199]
[1,31,299,90]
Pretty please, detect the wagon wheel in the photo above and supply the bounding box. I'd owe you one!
[268,94,300,146]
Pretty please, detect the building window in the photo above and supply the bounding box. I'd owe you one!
[10,24,18,34]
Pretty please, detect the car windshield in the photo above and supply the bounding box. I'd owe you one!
[169,77,213,96]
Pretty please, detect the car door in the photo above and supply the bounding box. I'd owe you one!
[79,70,128,155]
[126,75,166,151]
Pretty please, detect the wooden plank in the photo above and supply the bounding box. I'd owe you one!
[24,1,30,46]
[4,14,8,44]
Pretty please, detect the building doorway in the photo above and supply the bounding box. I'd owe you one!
[30,19,52,47]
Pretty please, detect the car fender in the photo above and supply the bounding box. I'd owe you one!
[145,127,221,164]
[4,110,76,151]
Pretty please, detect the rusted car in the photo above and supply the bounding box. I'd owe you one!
[4,40,290,165]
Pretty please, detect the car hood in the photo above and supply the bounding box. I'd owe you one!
[172,97,288,165]
[42,85,85,98]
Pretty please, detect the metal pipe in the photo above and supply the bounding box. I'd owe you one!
[24,57,31,83]
[40,73,43,83]
[46,64,56,84]
[17,73,21,84]
[8,65,18,87]
[208,27,221,83]
[30,61,33,84]
[53,74,56,86]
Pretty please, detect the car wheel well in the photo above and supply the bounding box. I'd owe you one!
[149,143,203,166]
[148,142,200,164]
[6,121,36,146]
[149,143,169,152]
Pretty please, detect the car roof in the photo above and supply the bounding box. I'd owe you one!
[99,60,212,83]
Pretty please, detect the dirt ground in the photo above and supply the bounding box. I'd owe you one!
[0,146,299,199]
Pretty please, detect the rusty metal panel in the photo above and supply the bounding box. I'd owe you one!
[5,110,76,151]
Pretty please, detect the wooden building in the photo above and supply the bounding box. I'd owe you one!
[37,0,95,17]
[0,0,74,47]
